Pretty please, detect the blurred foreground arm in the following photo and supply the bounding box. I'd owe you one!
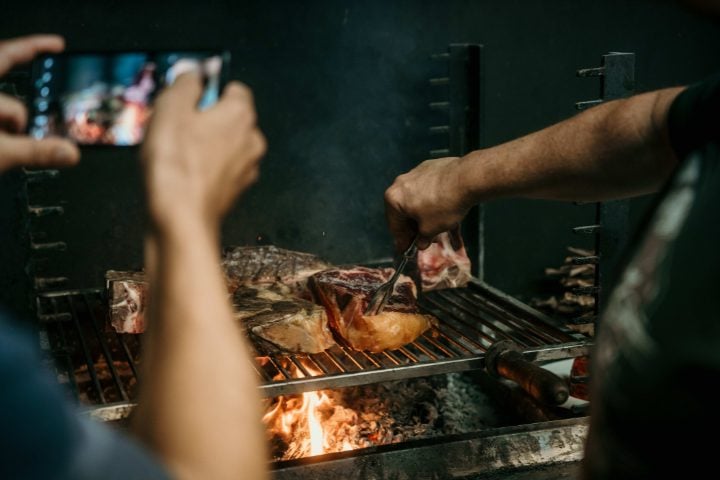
[131,73,268,480]
[385,87,684,251]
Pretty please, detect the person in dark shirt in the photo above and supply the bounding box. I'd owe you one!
[384,10,719,480]
[583,72,720,479]
[0,34,268,479]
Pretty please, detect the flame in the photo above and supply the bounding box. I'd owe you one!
[308,391,325,455]
[261,358,359,458]
[263,388,335,457]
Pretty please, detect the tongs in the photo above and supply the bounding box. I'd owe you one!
[364,236,419,316]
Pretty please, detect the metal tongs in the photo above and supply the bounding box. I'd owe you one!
[364,236,419,316]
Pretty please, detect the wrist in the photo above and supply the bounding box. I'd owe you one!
[149,207,219,247]
[457,147,511,205]
[454,153,481,208]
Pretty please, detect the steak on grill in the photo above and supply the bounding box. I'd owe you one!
[417,231,472,291]
[233,284,335,354]
[222,245,332,298]
[309,267,436,352]
[108,246,332,335]
[106,271,147,334]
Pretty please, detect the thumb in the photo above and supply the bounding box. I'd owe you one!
[0,135,80,172]
[385,206,418,254]
[154,70,204,116]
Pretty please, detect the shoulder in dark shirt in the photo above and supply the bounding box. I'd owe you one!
[668,72,720,160]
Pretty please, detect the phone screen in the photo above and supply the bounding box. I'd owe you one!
[29,51,229,146]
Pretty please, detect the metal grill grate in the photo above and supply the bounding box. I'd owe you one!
[37,290,140,412]
[37,281,589,420]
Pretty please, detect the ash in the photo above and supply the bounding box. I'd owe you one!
[270,372,498,460]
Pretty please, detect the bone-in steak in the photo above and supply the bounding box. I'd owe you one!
[309,267,436,352]
[233,284,335,354]
[107,246,334,347]
[106,271,147,334]
[222,245,332,297]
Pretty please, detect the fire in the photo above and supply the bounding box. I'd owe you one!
[262,388,341,458]
[307,391,325,455]
[261,359,361,459]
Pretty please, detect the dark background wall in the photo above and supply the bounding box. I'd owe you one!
[1,0,719,314]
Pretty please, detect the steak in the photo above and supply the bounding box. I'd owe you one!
[417,231,472,291]
[106,271,147,334]
[107,246,333,337]
[233,284,335,354]
[222,245,332,298]
[309,267,436,352]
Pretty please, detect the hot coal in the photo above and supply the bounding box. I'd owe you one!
[265,372,499,461]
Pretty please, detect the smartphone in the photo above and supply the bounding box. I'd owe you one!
[28,50,230,146]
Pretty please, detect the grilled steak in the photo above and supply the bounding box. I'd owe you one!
[106,271,147,334]
[107,246,333,339]
[417,231,472,291]
[222,245,332,298]
[233,284,335,354]
[309,267,436,352]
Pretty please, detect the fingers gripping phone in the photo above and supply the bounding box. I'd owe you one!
[28,50,230,146]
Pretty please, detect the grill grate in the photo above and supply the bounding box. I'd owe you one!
[37,281,589,420]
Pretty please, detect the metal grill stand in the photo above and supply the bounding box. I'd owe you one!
[38,280,588,421]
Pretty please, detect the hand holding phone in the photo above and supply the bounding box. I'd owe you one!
[142,77,265,232]
[29,50,230,146]
[0,34,80,173]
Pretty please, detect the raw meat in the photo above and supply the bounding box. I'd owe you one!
[309,267,436,352]
[106,271,147,334]
[417,231,472,291]
[233,284,335,354]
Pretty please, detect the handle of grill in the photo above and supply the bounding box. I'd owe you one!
[486,340,570,406]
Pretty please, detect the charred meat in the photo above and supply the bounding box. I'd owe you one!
[222,245,332,298]
[107,246,333,337]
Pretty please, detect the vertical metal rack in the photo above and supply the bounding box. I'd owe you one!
[428,44,484,279]
[0,70,71,316]
[572,52,635,327]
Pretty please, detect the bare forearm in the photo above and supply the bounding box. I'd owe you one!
[133,219,267,480]
[460,87,685,203]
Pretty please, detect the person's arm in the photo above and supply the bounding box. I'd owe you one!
[130,74,268,480]
[385,87,684,251]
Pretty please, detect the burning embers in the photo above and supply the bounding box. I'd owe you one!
[260,359,498,461]
[263,389,357,458]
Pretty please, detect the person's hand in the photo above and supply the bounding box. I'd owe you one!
[141,72,266,233]
[384,156,472,251]
[0,35,80,174]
